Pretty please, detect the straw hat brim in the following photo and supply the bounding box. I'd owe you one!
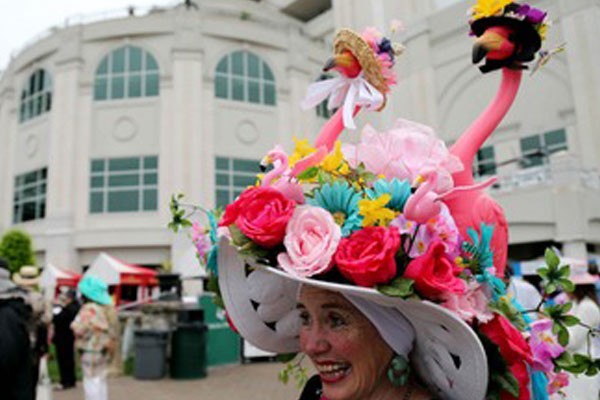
[333,29,389,98]
[12,273,40,287]
[217,237,488,400]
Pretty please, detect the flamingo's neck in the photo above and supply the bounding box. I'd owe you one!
[262,153,288,186]
[314,106,361,152]
[450,68,522,186]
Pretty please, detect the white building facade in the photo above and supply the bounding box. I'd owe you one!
[1,0,599,272]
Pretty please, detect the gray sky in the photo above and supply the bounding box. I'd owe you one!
[0,0,176,71]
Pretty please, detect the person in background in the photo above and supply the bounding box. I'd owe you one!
[0,257,34,400]
[71,276,116,400]
[52,288,80,390]
[13,265,52,399]
[505,263,543,312]
[562,265,600,399]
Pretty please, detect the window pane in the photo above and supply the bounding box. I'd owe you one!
[215,76,228,99]
[232,77,244,101]
[108,190,139,212]
[111,76,125,99]
[97,57,109,75]
[263,63,274,81]
[129,47,142,71]
[216,190,230,208]
[143,173,157,185]
[112,48,126,73]
[520,135,541,152]
[91,160,105,172]
[264,83,276,105]
[215,157,229,170]
[144,156,157,168]
[544,129,566,147]
[145,73,159,96]
[22,202,36,222]
[233,175,256,187]
[44,93,52,111]
[128,74,142,98]
[232,52,244,75]
[216,173,229,186]
[216,57,228,73]
[36,70,45,91]
[93,77,107,100]
[91,176,104,188]
[90,192,104,213]
[247,53,259,78]
[108,174,139,187]
[109,158,139,171]
[143,189,157,210]
[248,80,260,103]
[233,159,258,172]
[146,55,158,71]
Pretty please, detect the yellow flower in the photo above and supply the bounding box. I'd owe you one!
[471,0,512,20]
[322,141,349,175]
[358,194,396,227]
[537,24,548,41]
[288,136,317,168]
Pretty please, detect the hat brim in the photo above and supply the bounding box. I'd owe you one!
[12,274,40,287]
[79,281,113,306]
[217,238,488,400]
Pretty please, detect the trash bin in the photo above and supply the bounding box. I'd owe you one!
[170,322,207,379]
[133,330,169,380]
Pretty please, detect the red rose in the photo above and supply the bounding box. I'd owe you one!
[480,314,533,366]
[480,315,533,400]
[219,186,295,248]
[403,241,465,300]
[334,227,400,287]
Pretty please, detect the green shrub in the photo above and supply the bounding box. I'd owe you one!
[0,229,36,274]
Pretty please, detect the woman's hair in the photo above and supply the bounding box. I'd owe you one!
[573,283,599,305]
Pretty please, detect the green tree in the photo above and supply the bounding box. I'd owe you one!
[0,229,37,274]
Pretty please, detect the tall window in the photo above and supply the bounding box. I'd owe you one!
[475,146,496,177]
[215,157,260,208]
[90,156,158,213]
[94,46,159,101]
[20,69,52,123]
[215,51,276,105]
[13,168,47,223]
[520,129,567,168]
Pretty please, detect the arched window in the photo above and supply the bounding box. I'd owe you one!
[94,46,159,101]
[215,51,276,106]
[20,69,52,123]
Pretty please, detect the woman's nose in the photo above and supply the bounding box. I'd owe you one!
[300,327,330,355]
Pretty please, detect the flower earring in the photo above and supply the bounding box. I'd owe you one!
[387,354,411,387]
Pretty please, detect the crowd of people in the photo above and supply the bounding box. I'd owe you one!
[0,257,117,400]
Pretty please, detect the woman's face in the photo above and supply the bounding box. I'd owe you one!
[298,286,395,400]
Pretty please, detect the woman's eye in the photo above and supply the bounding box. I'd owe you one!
[328,313,347,328]
[299,311,311,326]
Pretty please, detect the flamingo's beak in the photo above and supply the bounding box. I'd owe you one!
[259,155,271,172]
[472,27,515,63]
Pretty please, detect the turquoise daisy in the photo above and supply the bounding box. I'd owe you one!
[366,178,411,212]
[307,181,362,236]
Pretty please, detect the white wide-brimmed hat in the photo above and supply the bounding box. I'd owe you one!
[12,265,40,287]
[218,238,488,400]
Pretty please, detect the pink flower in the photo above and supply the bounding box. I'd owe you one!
[403,241,465,300]
[191,222,212,261]
[442,281,493,323]
[547,371,569,394]
[334,227,400,287]
[529,319,565,372]
[219,186,295,248]
[277,206,342,278]
[342,119,463,193]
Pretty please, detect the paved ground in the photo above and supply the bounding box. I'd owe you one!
[54,361,305,400]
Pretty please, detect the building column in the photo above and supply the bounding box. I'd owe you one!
[0,88,16,231]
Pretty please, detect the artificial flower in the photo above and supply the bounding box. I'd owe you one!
[503,361,531,400]
[442,281,493,323]
[404,241,466,300]
[288,136,317,168]
[480,313,533,366]
[321,140,350,175]
[547,371,569,395]
[471,0,513,20]
[191,222,212,261]
[219,186,295,248]
[365,178,411,212]
[358,194,396,227]
[277,205,341,278]
[334,226,400,287]
[308,181,362,237]
[529,319,565,372]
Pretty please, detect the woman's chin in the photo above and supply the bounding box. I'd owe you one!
[321,366,353,398]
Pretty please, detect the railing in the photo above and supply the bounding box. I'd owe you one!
[487,164,600,192]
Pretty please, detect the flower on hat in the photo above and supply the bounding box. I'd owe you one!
[277,205,341,279]
[358,194,396,227]
[365,178,411,212]
[307,181,362,237]
[529,319,565,372]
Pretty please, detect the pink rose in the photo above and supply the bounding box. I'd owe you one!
[277,206,342,278]
[442,281,493,323]
[334,227,400,287]
[403,241,465,300]
[219,186,295,248]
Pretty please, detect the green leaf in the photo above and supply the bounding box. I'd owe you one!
[545,248,560,269]
[493,370,520,398]
[297,167,319,181]
[276,353,297,363]
[537,267,549,279]
[545,283,557,295]
[559,265,571,278]
[558,278,575,293]
[557,324,570,347]
[377,278,414,298]
[561,315,580,327]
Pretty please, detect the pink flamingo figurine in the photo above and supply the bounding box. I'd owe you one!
[404,172,442,225]
[444,4,547,278]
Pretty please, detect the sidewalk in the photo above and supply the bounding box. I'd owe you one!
[54,361,303,400]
